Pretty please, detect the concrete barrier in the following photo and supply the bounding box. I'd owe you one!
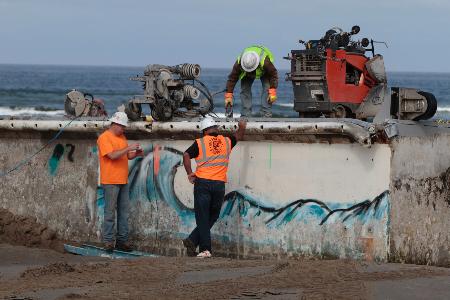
[0,118,448,265]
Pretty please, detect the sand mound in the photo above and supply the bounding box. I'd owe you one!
[0,208,63,251]
[21,262,75,278]
[21,261,110,279]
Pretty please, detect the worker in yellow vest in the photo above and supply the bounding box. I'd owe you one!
[225,45,278,117]
[182,117,247,258]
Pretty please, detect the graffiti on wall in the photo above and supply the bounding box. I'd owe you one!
[48,144,65,176]
[126,145,388,227]
[222,190,389,227]
[94,144,390,258]
[48,143,76,175]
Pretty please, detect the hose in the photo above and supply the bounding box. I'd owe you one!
[193,79,217,113]
[193,79,213,99]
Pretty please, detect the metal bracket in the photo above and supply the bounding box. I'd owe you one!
[384,122,399,138]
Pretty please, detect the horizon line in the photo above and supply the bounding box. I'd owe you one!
[0,62,449,74]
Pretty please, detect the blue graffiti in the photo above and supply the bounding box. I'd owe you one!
[96,186,105,222]
[48,143,65,176]
[117,146,390,229]
[48,144,76,175]
[221,190,389,228]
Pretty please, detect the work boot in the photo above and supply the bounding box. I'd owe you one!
[104,242,115,253]
[182,238,197,257]
[116,241,133,252]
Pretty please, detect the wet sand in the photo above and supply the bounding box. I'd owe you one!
[1,244,449,300]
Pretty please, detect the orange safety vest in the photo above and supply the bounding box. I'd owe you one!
[195,135,231,182]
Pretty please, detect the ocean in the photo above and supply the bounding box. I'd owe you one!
[0,64,449,119]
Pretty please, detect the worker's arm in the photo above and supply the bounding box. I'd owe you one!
[107,144,140,160]
[183,152,193,175]
[183,152,196,184]
[225,61,241,93]
[264,59,278,89]
[183,141,199,184]
[235,119,247,141]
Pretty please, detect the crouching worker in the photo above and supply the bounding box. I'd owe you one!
[225,45,278,117]
[97,112,144,252]
[182,117,247,258]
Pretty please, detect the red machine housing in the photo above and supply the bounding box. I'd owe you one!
[325,49,377,105]
[287,26,437,120]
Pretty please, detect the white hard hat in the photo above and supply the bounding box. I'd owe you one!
[109,111,129,127]
[200,117,217,131]
[240,50,260,72]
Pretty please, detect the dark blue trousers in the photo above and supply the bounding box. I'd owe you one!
[188,178,225,252]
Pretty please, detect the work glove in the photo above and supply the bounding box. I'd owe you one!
[224,92,233,107]
[267,88,277,104]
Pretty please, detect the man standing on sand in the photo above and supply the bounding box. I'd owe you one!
[97,112,144,252]
[182,117,247,258]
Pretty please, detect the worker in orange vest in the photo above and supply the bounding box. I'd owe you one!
[182,117,247,258]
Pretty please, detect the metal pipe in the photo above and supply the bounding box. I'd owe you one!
[152,120,372,146]
[0,119,373,146]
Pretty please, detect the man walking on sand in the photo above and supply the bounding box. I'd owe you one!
[182,117,247,258]
[97,112,144,252]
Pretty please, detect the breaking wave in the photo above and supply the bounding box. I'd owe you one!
[0,106,65,116]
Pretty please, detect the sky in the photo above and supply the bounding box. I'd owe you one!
[0,0,449,72]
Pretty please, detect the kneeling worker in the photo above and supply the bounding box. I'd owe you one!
[182,117,247,258]
[225,45,278,117]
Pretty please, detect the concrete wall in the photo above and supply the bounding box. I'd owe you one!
[0,130,392,261]
[389,135,450,267]
[0,134,98,241]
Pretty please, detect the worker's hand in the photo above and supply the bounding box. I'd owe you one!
[188,173,196,184]
[267,88,277,104]
[224,92,233,107]
[136,148,144,157]
[127,143,141,151]
[238,119,247,130]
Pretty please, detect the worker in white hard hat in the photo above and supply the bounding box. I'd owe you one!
[96,112,144,253]
[182,117,247,258]
[225,45,278,117]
